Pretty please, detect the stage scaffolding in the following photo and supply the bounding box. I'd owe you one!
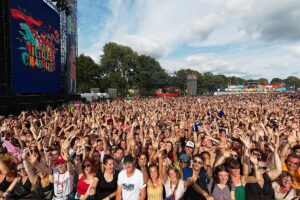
[44,0,78,66]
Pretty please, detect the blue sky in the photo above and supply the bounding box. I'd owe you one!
[78,0,300,81]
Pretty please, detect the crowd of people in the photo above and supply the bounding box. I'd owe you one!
[0,93,299,200]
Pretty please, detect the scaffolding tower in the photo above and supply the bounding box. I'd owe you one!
[44,0,77,66]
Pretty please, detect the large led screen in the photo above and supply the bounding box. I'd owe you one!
[10,0,61,94]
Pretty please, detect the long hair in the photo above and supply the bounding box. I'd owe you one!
[211,164,232,194]
[167,165,181,180]
[148,164,159,187]
[81,158,96,178]
[227,158,241,170]
[102,154,114,173]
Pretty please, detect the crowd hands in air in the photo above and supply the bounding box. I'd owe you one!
[0,93,300,200]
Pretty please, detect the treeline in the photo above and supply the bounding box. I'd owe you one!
[77,42,300,96]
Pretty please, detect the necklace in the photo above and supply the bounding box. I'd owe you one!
[56,172,66,197]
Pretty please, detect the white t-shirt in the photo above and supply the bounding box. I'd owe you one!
[52,168,74,200]
[117,168,146,200]
[272,182,297,200]
[164,178,185,200]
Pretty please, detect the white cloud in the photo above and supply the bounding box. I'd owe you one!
[113,35,167,59]
[183,14,222,42]
[160,54,247,77]
[78,0,300,79]
[283,45,300,58]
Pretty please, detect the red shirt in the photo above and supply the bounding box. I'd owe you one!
[77,175,90,195]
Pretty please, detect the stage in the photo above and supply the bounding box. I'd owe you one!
[0,94,81,115]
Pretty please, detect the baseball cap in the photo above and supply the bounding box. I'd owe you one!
[123,155,134,164]
[186,141,195,148]
[179,154,190,162]
[55,155,66,164]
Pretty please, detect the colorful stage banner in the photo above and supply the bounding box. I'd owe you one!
[10,0,61,94]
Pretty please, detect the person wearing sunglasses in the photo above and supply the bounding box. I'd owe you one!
[179,154,190,174]
[282,153,300,189]
[74,158,97,200]
[183,154,214,200]
[49,155,74,200]
[245,142,282,200]
[3,163,32,199]
[173,153,190,176]
[0,159,15,198]
[272,171,297,200]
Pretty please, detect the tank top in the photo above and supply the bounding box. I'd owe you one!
[0,176,12,192]
[77,175,90,195]
[147,181,163,200]
[10,177,32,199]
[245,173,274,200]
[235,177,245,200]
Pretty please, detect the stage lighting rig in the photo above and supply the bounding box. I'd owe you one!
[51,0,70,16]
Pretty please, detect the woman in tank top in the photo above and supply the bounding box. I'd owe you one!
[207,164,235,200]
[92,155,119,200]
[0,158,15,198]
[147,164,164,200]
[75,158,97,200]
[2,163,32,199]
[22,152,54,199]
[227,156,261,200]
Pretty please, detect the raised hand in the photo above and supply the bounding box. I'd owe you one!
[250,154,258,165]
[240,135,251,149]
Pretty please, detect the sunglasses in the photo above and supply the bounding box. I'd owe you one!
[17,167,25,172]
[193,160,203,165]
[83,164,91,168]
[180,160,188,163]
[287,160,299,166]
[258,166,268,170]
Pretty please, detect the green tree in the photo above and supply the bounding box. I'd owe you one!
[228,76,245,85]
[270,78,283,84]
[284,76,300,88]
[258,78,269,84]
[135,55,169,96]
[100,42,139,95]
[77,54,101,92]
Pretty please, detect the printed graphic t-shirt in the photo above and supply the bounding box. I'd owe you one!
[117,168,146,200]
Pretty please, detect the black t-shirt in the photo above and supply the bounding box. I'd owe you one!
[184,168,209,200]
[96,170,119,200]
[245,173,275,200]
